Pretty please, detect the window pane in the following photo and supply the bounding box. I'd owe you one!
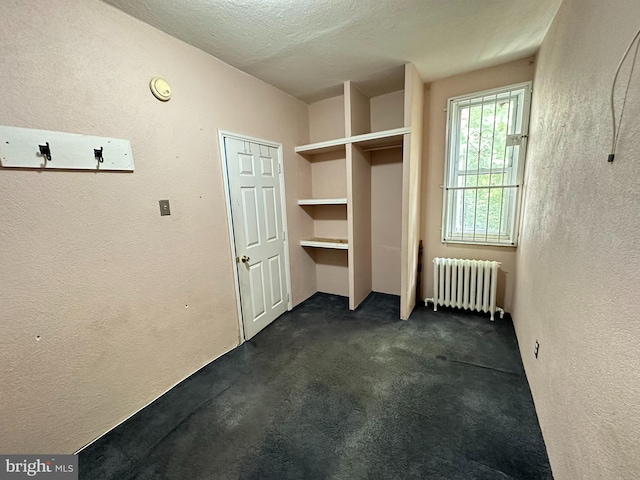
[463,189,476,233]
[478,98,495,172]
[463,175,477,187]
[490,173,505,186]
[492,100,510,170]
[488,187,506,235]
[474,187,489,238]
[447,186,515,238]
[458,107,470,173]
[467,104,482,171]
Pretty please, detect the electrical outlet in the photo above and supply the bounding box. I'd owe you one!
[159,199,171,216]
[534,340,540,359]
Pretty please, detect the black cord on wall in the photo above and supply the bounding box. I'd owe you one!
[609,28,640,163]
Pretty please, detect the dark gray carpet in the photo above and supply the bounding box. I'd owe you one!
[79,292,552,480]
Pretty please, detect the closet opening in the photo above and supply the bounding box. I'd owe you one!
[370,146,403,296]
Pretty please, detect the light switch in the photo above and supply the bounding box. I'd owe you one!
[159,200,171,216]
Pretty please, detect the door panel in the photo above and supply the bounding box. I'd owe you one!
[248,262,266,320]
[263,187,278,242]
[260,155,274,177]
[238,153,254,176]
[268,255,283,307]
[224,136,288,339]
[240,187,260,247]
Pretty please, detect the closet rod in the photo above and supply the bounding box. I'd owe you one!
[361,144,403,152]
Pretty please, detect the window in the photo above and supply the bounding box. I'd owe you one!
[442,82,531,246]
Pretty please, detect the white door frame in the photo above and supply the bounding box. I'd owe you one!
[218,130,293,343]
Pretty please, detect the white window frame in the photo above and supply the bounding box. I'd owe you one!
[441,82,532,247]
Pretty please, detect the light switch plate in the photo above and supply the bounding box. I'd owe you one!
[159,200,171,216]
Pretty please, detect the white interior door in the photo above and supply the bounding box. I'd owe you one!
[223,136,289,340]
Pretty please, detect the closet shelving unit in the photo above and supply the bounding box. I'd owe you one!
[294,127,409,155]
[296,63,424,319]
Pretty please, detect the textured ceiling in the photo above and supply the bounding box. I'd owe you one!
[102,0,562,102]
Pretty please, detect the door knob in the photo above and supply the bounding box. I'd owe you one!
[239,255,250,263]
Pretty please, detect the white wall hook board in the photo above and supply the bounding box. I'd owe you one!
[0,125,134,171]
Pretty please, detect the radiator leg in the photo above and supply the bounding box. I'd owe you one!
[425,298,437,311]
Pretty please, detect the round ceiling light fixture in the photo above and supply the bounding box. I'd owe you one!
[149,77,172,101]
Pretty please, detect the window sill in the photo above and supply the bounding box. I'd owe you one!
[442,238,518,248]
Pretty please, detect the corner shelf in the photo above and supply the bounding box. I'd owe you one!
[295,139,346,156]
[295,127,410,155]
[300,238,349,250]
[298,198,347,206]
[351,127,410,151]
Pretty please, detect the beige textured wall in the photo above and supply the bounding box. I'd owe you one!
[420,57,535,311]
[370,90,405,132]
[513,0,640,478]
[0,0,311,454]
[305,150,349,294]
[371,149,403,295]
[346,82,371,137]
[311,205,348,240]
[400,63,424,319]
[314,249,349,297]
[310,151,347,198]
[309,95,345,142]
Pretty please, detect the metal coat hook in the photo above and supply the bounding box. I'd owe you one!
[94,146,104,163]
[38,142,51,161]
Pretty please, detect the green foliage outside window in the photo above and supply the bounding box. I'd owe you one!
[453,94,518,237]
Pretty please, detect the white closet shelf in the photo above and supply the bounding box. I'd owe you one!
[295,127,411,155]
[298,198,348,205]
[300,238,349,249]
[295,141,346,155]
